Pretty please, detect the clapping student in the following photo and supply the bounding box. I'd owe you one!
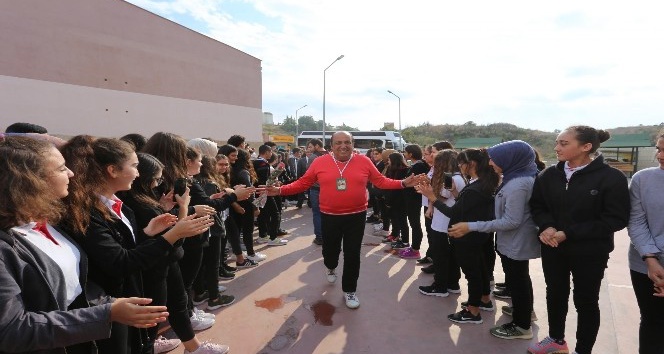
[60,137,215,354]
[0,136,170,354]
[417,148,498,324]
[449,140,540,340]
[416,149,465,297]
[528,126,629,354]
[121,152,233,354]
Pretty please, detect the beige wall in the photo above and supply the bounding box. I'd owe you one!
[0,0,262,141]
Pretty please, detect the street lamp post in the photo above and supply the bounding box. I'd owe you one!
[295,104,307,145]
[323,55,344,146]
[387,90,401,133]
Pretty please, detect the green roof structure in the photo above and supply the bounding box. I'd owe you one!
[453,137,503,149]
[601,133,652,148]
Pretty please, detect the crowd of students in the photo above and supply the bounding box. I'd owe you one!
[1,122,663,354]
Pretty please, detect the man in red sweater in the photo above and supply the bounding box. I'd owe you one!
[265,131,421,309]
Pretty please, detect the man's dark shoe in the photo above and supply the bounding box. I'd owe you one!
[277,229,289,236]
[312,238,323,245]
[218,268,235,280]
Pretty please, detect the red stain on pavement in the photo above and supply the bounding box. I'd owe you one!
[311,300,335,326]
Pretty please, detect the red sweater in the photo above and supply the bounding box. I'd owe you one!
[280,154,403,215]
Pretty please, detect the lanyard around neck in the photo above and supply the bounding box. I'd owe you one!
[331,154,353,178]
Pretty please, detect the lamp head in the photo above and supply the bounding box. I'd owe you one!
[337,55,345,60]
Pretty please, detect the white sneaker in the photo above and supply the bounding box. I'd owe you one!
[247,252,267,262]
[267,238,288,246]
[255,237,269,244]
[344,292,360,309]
[154,336,181,354]
[184,340,230,354]
[190,312,215,331]
[193,307,215,320]
[326,269,337,283]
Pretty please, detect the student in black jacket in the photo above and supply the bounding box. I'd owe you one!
[253,145,286,245]
[528,126,629,354]
[60,137,215,354]
[417,148,499,325]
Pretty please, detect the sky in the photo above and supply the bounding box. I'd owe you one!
[126,0,664,133]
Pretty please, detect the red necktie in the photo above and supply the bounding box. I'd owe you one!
[33,222,59,245]
[112,199,123,218]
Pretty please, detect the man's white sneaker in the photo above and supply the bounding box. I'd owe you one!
[326,269,337,283]
[247,252,267,262]
[267,238,288,246]
[190,312,215,331]
[154,336,181,354]
[344,292,360,309]
[184,340,230,354]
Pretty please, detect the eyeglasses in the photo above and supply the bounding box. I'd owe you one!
[153,177,164,186]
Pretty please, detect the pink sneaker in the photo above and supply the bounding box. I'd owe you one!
[399,248,421,259]
[527,336,568,354]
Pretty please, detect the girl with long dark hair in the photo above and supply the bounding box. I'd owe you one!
[384,152,410,250]
[417,148,499,324]
[60,137,214,354]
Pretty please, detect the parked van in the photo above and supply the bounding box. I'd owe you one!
[296,130,406,153]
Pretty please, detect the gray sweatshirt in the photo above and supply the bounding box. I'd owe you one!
[468,176,540,260]
[628,167,664,274]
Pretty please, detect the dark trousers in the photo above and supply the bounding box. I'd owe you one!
[502,256,534,329]
[390,204,409,242]
[631,270,664,354]
[143,261,195,343]
[321,211,366,292]
[429,230,460,289]
[541,248,608,354]
[194,234,222,300]
[483,235,496,281]
[406,200,424,250]
[223,217,243,255]
[423,207,433,259]
[295,192,306,207]
[231,201,255,255]
[454,239,491,307]
[257,196,280,240]
[178,243,204,316]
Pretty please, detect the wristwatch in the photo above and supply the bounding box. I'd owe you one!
[642,254,659,261]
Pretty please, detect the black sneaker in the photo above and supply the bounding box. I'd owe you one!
[447,285,461,294]
[493,288,512,299]
[312,238,323,245]
[419,284,449,297]
[461,300,494,312]
[416,256,433,265]
[366,215,379,223]
[494,282,507,290]
[218,268,235,280]
[448,309,483,324]
[236,258,258,269]
[207,294,236,310]
[221,263,237,272]
[391,241,410,249]
[421,265,435,274]
[193,291,209,306]
[277,229,289,236]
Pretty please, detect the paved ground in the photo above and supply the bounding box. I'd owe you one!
[164,205,639,354]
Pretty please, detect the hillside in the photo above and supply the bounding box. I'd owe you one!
[264,122,662,161]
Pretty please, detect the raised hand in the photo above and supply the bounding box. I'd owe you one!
[143,213,178,236]
[110,297,168,328]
